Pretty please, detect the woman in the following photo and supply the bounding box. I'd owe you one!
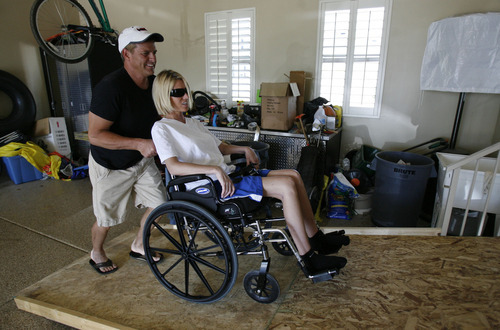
[151,70,349,275]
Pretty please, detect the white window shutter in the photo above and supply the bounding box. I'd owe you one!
[206,13,230,100]
[316,0,392,118]
[205,9,255,105]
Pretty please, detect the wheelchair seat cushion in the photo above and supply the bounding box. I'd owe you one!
[215,176,264,202]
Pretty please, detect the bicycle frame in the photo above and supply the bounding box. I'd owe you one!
[88,0,113,32]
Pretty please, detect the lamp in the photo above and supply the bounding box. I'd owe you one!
[420,12,500,149]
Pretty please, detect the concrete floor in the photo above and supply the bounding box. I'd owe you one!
[0,167,142,329]
[0,164,431,329]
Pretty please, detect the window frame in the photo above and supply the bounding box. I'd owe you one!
[315,0,392,118]
[205,8,256,106]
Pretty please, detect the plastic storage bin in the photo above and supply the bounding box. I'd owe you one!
[2,156,43,184]
[371,151,434,227]
[354,192,373,215]
[431,153,500,233]
[434,153,500,215]
[446,208,495,236]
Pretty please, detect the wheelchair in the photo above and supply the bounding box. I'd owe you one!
[142,166,341,304]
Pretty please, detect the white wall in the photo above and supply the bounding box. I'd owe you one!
[0,0,51,122]
[2,0,499,156]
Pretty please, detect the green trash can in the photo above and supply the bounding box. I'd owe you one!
[371,151,434,227]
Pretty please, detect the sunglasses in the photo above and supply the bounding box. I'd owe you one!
[170,88,188,97]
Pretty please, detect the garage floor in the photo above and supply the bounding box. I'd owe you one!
[1,169,499,329]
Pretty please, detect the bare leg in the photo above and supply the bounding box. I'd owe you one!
[276,170,350,254]
[262,172,348,273]
[262,174,312,255]
[266,170,320,238]
[130,207,161,261]
[91,221,117,272]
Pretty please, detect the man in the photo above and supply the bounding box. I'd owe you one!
[87,26,167,274]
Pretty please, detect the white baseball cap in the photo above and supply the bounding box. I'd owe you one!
[118,26,164,53]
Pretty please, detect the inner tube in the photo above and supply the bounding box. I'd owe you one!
[192,90,221,115]
[0,70,36,135]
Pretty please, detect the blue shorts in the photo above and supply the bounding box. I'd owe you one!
[216,169,270,202]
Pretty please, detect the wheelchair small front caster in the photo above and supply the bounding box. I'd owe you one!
[243,270,280,303]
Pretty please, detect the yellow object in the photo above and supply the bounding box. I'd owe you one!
[314,175,330,222]
[237,101,244,117]
[333,106,342,128]
[0,141,63,180]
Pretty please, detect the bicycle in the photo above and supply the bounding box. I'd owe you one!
[30,0,118,63]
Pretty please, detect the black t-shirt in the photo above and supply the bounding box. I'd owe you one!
[89,67,159,170]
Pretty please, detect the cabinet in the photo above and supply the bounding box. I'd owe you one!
[208,126,342,172]
[40,41,122,160]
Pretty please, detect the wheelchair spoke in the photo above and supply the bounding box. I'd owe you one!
[188,257,215,295]
[184,258,190,294]
[150,247,181,256]
[161,256,183,278]
[185,220,201,252]
[191,243,225,256]
[190,254,227,274]
[152,221,184,251]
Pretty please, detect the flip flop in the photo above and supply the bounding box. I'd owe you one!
[89,258,118,275]
[129,251,164,263]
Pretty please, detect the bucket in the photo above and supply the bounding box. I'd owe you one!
[230,141,270,168]
[371,151,434,227]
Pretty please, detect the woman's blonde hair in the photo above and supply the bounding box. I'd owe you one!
[152,70,193,116]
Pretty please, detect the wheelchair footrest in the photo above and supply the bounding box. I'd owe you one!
[299,263,339,283]
[309,269,338,283]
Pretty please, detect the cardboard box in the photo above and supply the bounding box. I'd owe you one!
[2,156,43,184]
[289,71,306,115]
[260,82,300,131]
[32,117,71,157]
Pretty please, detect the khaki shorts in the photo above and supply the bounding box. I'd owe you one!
[89,153,167,227]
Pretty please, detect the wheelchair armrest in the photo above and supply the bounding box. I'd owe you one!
[168,174,210,187]
[166,174,222,211]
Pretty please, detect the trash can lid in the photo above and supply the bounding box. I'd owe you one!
[376,151,434,167]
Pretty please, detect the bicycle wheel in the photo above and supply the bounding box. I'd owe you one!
[30,0,94,63]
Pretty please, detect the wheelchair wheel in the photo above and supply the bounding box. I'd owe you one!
[243,270,280,304]
[143,201,238,303]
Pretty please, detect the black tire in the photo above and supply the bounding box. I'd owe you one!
[0,71,36,135]
[30,0,94,63]
[243,270,280,304]
[192,90,221,115]
[143,201,238,303]
[271,230,294,256]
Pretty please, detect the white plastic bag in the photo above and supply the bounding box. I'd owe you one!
[420,13,500,94]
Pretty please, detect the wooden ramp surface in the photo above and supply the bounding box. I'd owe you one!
[16,231,500,329]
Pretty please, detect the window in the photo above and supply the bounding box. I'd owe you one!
[205,8,255,105]
[316,0,392,118]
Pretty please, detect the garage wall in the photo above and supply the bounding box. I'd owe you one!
[2,0,500,155]
[0,0,50,124]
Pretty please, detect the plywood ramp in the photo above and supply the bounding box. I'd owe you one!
[16,231,500,329]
